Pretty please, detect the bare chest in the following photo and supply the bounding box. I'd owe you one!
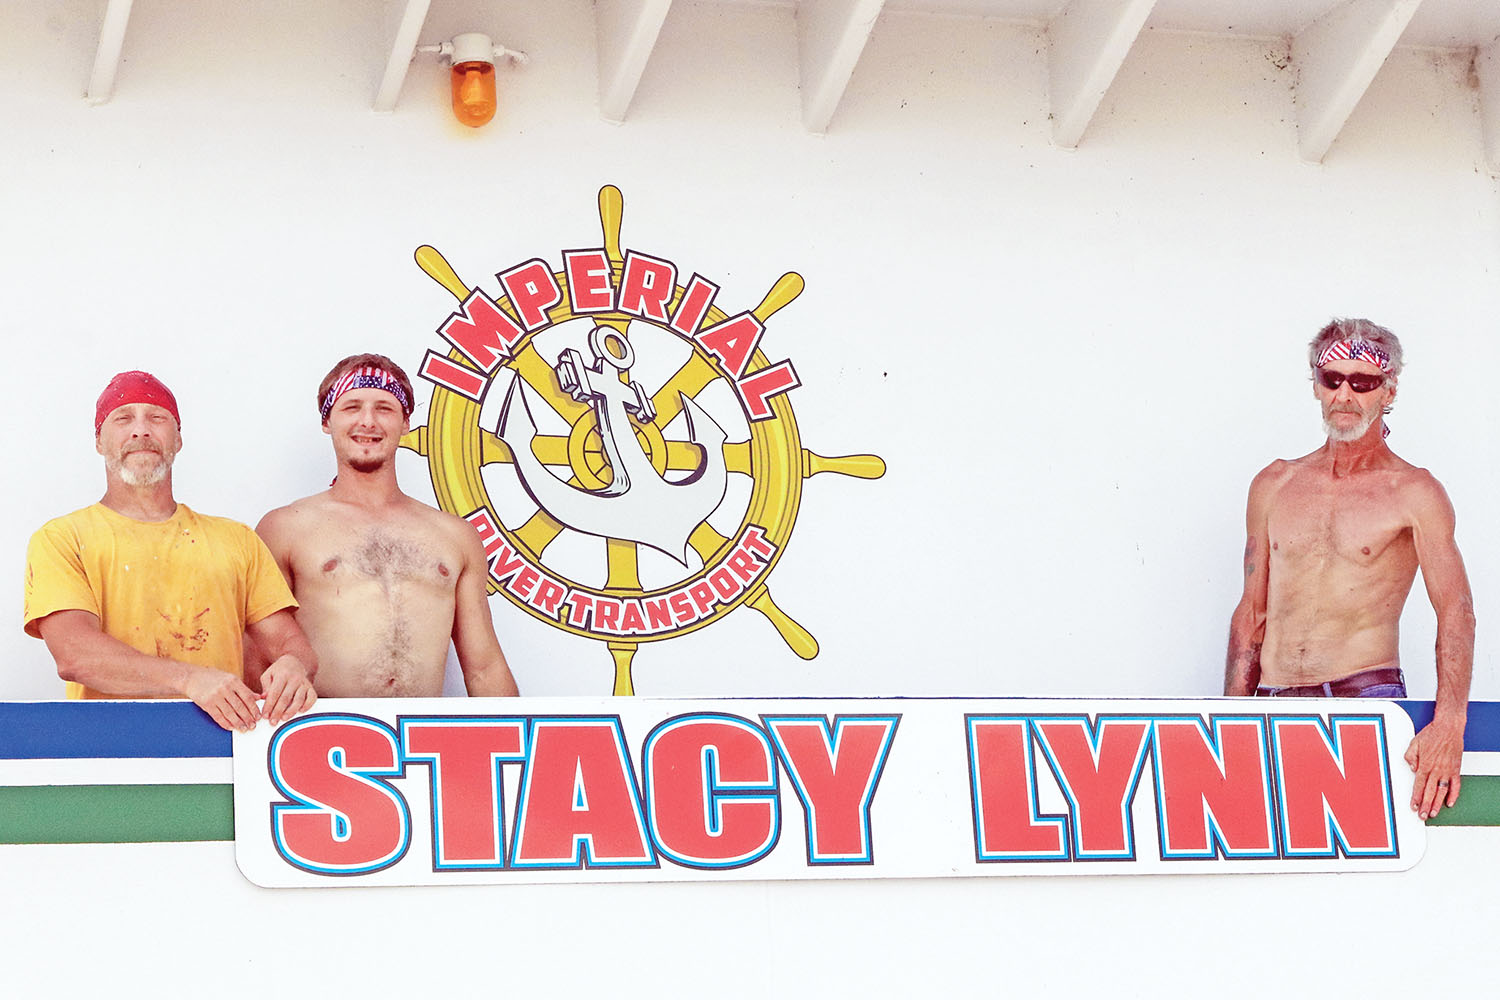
[1267,474,1413,570]
[299,525,459,592]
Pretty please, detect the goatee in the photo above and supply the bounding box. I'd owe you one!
[1323,411,1377,443]
[109,447,172,486]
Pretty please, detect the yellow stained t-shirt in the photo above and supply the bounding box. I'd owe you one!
[22,503,296,700]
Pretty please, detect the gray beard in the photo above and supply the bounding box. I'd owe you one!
[110,450,171,486]
[1324,410,1378,443]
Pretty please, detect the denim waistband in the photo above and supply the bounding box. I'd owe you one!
[1254,667,1406,698]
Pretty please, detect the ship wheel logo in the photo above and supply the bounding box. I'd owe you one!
[401,186,885,695]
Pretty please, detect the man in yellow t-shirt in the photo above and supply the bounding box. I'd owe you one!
[22,371,318,732]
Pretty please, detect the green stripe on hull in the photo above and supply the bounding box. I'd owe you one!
[0,784,232,844]
[1423,775,1500,827]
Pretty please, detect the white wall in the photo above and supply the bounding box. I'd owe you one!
[2,832,1499,996]
[3,3,1497,702]
[5,3,1500,995]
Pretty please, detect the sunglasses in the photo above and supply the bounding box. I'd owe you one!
[1317,369,1385,393]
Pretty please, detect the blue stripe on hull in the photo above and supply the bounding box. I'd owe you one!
[1398,701,1500,751]
[0,702,229,759]
[0,701,1496,760]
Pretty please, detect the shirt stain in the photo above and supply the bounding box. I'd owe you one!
[157,606,212,653]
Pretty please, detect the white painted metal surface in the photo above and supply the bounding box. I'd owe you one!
[1047,0,1158,148]
[596,0,676,123]
[1291,0,1423,162]
[83,0,134,105]
[63,0,1500,141]
[797,0,887,132]
[4,3,1499,992]
[373,0,434,113]
[1478,39,1500,173]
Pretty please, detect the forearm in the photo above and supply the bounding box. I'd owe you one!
[454,563,517,696]
[1224,606,1263,696]
[1224,639,1261,696]
[40,611,266,731]
[259,627,318,685]
[50,631,198,698]
[463,653,519,697]
[1432,608,1476,728]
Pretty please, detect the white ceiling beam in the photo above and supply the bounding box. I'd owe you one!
[797,0,886,134]
[1478,39,1500,174]
[1291,0,1423,163]
[85,0,136,105]
[374,0,434,113]
[1046,0,1157,149]
[596,0,674,124]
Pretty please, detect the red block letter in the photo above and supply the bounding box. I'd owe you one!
[270,716,410,875]
[564,249,615,313]
[1273,717,1397,856]
[511,719,654,868]
[967,718,1067,861]
[419,351,486,402]
[438,288,524,371]
[695,312,765,379]
[669,274,719,335]
[1153,718,1276,859]
[646,715,780,869]
[765,715,899,864]
[401,719,527,870]
[618,252,677,322]
[736,360,801,421]
[1034,718,1151,859]
[499,259,564,331]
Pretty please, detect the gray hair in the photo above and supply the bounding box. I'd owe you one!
[1308,317,1402,415]
[1307,317,1404,378]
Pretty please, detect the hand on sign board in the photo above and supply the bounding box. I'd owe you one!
[1405,720,1463,820]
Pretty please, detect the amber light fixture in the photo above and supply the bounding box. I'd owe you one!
[420,33,527,128]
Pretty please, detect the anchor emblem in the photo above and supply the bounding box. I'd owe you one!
[496,326,728,566]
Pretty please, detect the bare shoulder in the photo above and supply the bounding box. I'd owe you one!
[406,498,486,556]
[256,493,337,544]
[1248,458,1298,498]
[259,492,336,527]
[1396,465,1457,521]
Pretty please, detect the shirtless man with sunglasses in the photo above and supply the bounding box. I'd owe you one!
[1225,318,1474,820]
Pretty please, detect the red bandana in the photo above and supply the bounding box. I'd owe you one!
[95,371,179,435]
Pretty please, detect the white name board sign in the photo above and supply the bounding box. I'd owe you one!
[233,697,1423,887]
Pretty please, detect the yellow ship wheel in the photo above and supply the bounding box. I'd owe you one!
[401,186,885,695]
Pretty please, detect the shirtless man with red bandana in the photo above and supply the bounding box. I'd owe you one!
[254,354,518,698]
[1225,318,1474,821]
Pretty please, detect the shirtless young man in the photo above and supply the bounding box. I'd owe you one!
[1225,318,1474,820]
[255,354,518,698]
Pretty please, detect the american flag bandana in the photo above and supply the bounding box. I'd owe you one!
[1316,339,1392,438]
[1316,338,1391,373]
[320,366,412,420]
